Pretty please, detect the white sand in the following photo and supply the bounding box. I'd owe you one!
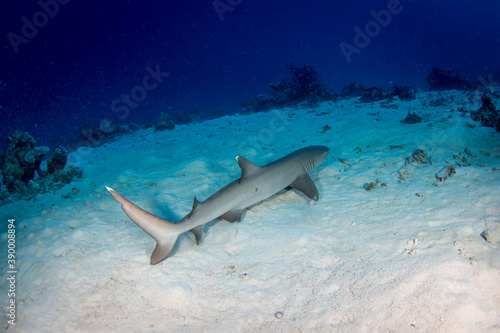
[1,90,500,332]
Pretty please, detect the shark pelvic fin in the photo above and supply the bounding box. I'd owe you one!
[190,225,204,245]
[106,186,180,265]
[289,173,319,201]
[221,208,245,222]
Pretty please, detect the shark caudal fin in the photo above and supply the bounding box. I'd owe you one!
[106,186,180,265]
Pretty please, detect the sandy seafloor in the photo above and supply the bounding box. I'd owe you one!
[1,90,500,332]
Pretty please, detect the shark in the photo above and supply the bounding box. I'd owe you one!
[106,145,329,265]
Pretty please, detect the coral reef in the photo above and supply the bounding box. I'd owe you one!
[283,63,332,103]
[48,165,83,186]
[47,146,68,173]
[356,83,416,103]
[340,82,366,98]
[435,165,456,182]
[152,113,176,132]
[171,109,201,125]
[1,131,48,192]
[340,82,416,103]
[453,148,475,166]
[471,93,500,131]
[242,63,335,112]
[400,111,423,124]
[406,149,428,165]
[391,82,416,101]
[148,109,202,132]
[426,67,471,91]
[69,121,132,150]
[359,87,387,103]
[0,131,83,205]
[428,95,449,106]
[364,179,387,191]
[240,94,277,112]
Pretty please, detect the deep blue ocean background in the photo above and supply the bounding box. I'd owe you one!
[1,0,499,151]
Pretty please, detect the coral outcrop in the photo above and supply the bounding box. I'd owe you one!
[340,82,366,98]
[471,93,500,131]
[283,63,333,103]
[47,146,68,173]
[400,111,423,124]
[359,87,387,103]
[242,63,335,112]
[0,131,83,205]
[426,67,471,91]
[1,131,48,192]
[69,121,132,150]
[391,83,416,101]
[152,112,176,132]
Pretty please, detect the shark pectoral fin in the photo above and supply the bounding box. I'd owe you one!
[221,209,244,222]
[190,225,204,245]
[289,173,319,201]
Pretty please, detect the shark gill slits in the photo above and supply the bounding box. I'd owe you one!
[304,162,314,173]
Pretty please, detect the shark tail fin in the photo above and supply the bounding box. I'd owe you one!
[106,186,180,265]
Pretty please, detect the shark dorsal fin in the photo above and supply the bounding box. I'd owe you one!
[236,156,260,178]
[192,197,201,210]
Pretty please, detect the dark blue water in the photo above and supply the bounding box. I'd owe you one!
[1,0,499,151]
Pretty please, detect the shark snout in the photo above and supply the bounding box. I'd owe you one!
[313,145,329,164]
[299,145,329,171]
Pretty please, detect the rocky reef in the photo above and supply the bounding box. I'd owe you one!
[426,67,471,91]
[241,63,336,112]
[340,82,366,98]
[400,111,423,124]
[1,131,48,192]
[471,93,500,131]
[391,82,416,101]
[359,87,387,103]
[0,131,83,205]
[149,109,201,132]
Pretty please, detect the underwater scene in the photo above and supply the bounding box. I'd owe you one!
[1,0,499,331]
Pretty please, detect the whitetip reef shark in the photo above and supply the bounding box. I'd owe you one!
[106,145,329,265]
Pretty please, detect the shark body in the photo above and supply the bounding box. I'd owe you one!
[106,145,329,264]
